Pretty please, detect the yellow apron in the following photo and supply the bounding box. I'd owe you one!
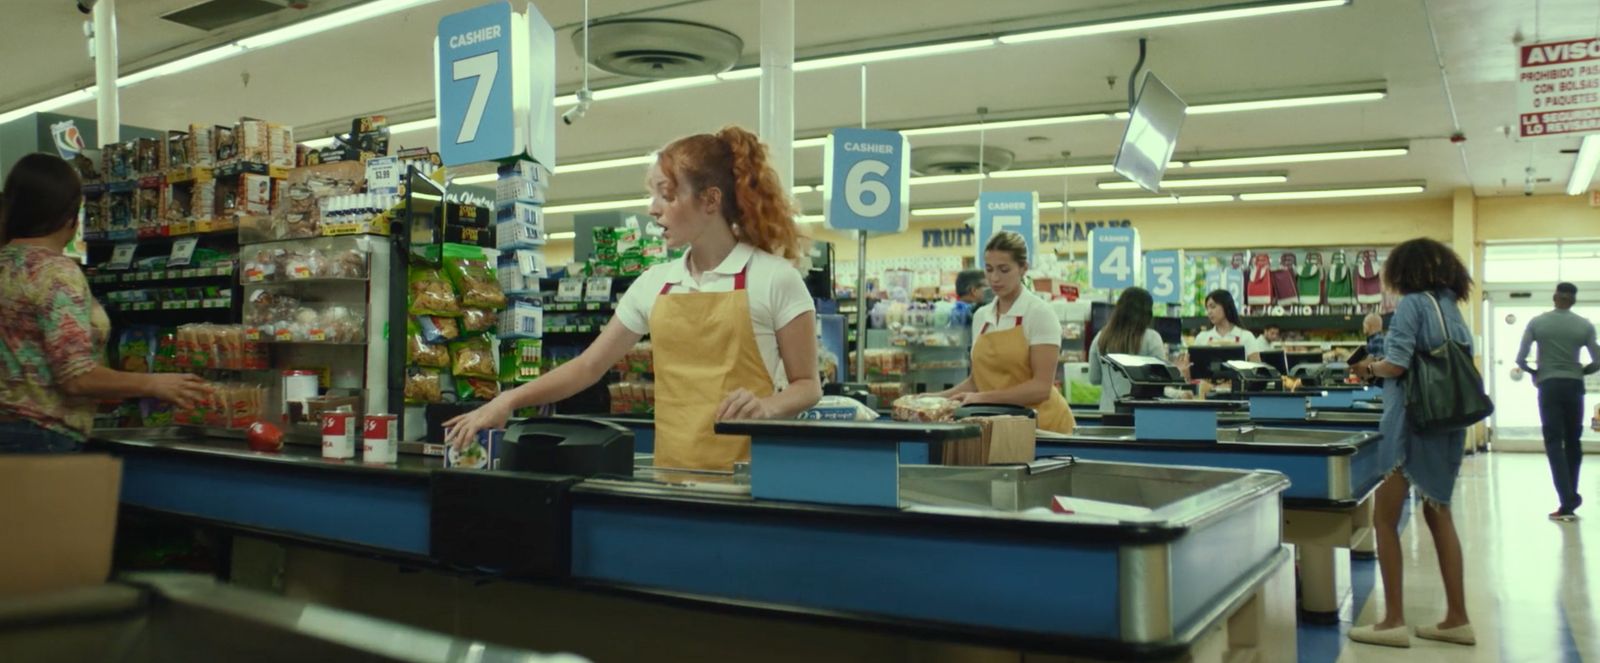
[649,266,776,471]
[972,319,1075,434]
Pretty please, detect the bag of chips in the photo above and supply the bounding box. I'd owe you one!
[444,244,507,309]
[408,264,460,316]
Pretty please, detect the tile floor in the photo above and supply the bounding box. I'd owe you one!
[1302,452,1598,662]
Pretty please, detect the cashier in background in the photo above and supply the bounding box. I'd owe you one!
[929,231,1076,434]
[1192,290,1265,361]
[0,153,211,453]
[445,127,821,471]
[1087,287,1167,413]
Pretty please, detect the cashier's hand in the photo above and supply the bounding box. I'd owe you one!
[444,399,513,449]
[948,392,985,405]
[149,374,213,410]
[717,388,776,421]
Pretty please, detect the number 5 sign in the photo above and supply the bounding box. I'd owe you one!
[976,191,1038,268]
[1088,227,1142,289]
[436,2,516,166]
[824,128,909,233]
[1143,250,1182,303]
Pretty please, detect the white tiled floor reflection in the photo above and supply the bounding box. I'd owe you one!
[1337,452,1598,662]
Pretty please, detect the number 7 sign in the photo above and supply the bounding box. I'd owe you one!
[436,2,516,166]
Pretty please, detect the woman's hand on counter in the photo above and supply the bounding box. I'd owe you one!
[148,374,213,410]
[716,388,776,421]
[444,398,514,448]
[948,391,986,405]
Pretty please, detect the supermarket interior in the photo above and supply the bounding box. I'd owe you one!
[1,0,1599,661]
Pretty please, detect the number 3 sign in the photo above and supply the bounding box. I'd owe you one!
[436,1,516,166]
[1089,227,1142,290]
[824,128,909,234]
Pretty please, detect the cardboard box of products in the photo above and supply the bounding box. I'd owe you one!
[0,455,122,597]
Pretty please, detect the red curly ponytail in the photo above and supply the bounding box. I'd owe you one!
[656,126,800,261]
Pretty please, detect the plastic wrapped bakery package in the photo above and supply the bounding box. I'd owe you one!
[891,395,958,423]
[408,264,461,316]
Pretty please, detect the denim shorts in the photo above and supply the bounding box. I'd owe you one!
[0,420,85,453]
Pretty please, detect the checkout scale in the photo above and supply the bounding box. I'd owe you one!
[1035,352,1387,622]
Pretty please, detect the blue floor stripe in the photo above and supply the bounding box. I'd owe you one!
[1296,496,1412,663]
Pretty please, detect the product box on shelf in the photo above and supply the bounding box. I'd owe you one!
[494,220,543,250]
[304,115,391,166]
[497,250,545,293]
[445,222,495,248]
[444,429,503,470]
[499,301,543,339]
[493,160,549,204]
[446,200,492,228]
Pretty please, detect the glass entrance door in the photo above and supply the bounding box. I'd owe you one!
[1484,287,1600,444]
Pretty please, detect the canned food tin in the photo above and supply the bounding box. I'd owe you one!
[321,412,357,460]
[362,414,399,464]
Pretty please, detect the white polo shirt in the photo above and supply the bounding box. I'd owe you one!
[1193,326,1265,355]
[616,242,815,387]
[971,290,1063,348]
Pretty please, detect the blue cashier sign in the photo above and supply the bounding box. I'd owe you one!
[824,128,910,233]
[437,1,516,166]
[1089,226,1142,290]
[1144,250,1182,303]
[975,192,1037,268]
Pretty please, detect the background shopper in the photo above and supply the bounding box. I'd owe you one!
[1515,282,1600,521]
[1087,287,1167,413]
[932,231,1074,434]
[1347,237,1476,648]
[0,153,210,453]
[444,127,821,470]
[955,269,988,306]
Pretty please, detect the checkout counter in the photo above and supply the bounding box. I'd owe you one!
[89,417,1298,662]
[1052,354,1390,621]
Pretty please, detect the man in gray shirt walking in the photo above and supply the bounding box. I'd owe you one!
[1516,282,1600,521]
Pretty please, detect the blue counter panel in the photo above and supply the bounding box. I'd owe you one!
[1036,443,1333,500]
[119,454,431,556]
[1169,495,1279,632]
[1349,434,1389,498]
[571,502,1123,638]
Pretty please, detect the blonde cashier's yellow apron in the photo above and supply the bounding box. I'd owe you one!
[649,266,776,471]
[972,318,1076,434]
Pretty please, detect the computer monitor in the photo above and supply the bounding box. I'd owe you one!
[1257,350,1288,373]
[1112,72,1187,194]
[1152,317,1183,345]
[1187,345,1247,380]
[1285,351,1322,373]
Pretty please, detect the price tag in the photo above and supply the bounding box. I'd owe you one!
[584,276,613,303]
[556,278,583,302]
[168,236,199,267]
[1089,227,1142,290]
[824,128,910,233]
[107,243,137,271]
[366,156,401,193]
[975,192,1038,269]
[436,1,517,166]
[1143,250,1182,304]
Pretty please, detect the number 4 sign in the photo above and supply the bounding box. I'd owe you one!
[1089,227,1142,290]
[824,128,909,233]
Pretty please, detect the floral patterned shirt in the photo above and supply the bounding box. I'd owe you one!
[0,244,110,439]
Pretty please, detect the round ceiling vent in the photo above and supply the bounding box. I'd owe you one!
[575,19,743,79]
[910,145,1015,176]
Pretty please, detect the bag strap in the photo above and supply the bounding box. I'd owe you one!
[1424,292,1451,348]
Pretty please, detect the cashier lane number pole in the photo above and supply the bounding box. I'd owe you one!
[825,68,906,388]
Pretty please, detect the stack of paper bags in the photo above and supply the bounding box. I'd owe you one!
[941,415,1036,466]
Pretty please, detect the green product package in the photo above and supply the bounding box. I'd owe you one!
[449,335,498,379]
[457,377,501,402]
[443,243,507,309]
[408,264,461,316]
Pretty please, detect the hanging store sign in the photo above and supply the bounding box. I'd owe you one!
[1088,226,1141,290]
[1144,249,1182,304]
[824,128,910,233]
[920,219,1132,249]
[435,1,555,167]
[1517,37,1600,138]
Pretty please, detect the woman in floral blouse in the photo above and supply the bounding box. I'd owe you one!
[0,153,209,453]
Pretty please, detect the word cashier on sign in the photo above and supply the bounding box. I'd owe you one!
[1517,37,1600,138]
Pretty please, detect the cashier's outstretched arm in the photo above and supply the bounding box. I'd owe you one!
[445,318,644,446]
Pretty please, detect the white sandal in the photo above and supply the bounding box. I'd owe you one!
[1349,624,1412,648]
[1416,623,1476,645]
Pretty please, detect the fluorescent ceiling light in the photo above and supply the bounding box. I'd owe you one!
[554,154,655,174]
[794,38,997,72]
[237,0,436,50]
[797,214,826,224]
[591,75,720,101]
[300,136,338,149]
[1239,186,1424,201]
[0,87,95,125]
[1069,194,1236,207]
[1187,91,1385,115]
[793,185,816,194]
[998,0,1348,44]
[452,173,497,185]
[548,232,577,240]
[901,113,1109,137]
[794,137,829,149]
[991,165,1118,178]
[717,68,763,81]
[390,118,438,133]
[910,174,986,186]
[1566,135,1600,196]
[1186,147,1408,168]
[543,198,652,214]
[1099,174,1288,190]
[912,206,976,217]
[118,45,246,86]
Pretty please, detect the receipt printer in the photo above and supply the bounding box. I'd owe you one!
[1104,353,1188,400]
[1218,360,1283,393]
[502,417,634,477]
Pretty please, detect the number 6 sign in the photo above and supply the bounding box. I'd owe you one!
[436,1,516,166]
[824,128,909,233]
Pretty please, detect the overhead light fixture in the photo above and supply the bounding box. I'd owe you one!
[911,205,977,217]
[390,118,438,133]
[590,75,720,101]
[543,198,652,214]
[796,214,826,224]
[0,87,95,125]
[794,38,998,72]
[1099,174,1288,190]
[997,0,1348,44]
[910,174,986,186]
[1069,194,1236,207]
[793,185,817,194]
[991,164,1118,178]
[118,45,246,86]
[238,0,435,50]
[1186,147,1408,168]
[1239,185,1424,201]
[451,173,497,186]
[1566,135,1600,196]
[1187,91,1385,115]
[548,232,577,240]
[717,68,763,81]
[555,154,655,174]
[901,112,1110,137]
[300,136,338,149]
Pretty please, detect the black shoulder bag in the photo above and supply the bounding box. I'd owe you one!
[1404,293,1494,432]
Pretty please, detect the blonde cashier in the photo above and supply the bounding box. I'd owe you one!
[445,127,822,471]
[931,232,1076,434]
